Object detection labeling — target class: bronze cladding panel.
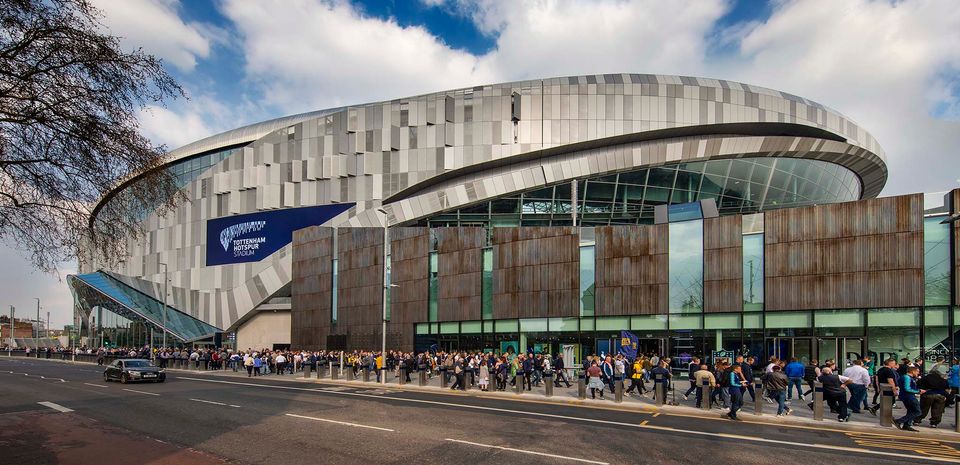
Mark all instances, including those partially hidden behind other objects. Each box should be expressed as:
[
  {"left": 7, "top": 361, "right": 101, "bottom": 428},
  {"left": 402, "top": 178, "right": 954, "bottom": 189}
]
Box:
[
  {"left": 764, "top": 194, "right": 924, "bottom": 311},
  {"left": 492, "top": 227, "right": 579, "bottom": 319},
  {"left": 335, "top": 228, "right": 385, "bottom": 349},
  {"left": 389, "top": 227, "right": 429, "bottom": 349},
  {"left": 595, "top": 225, "right": 669, "bottom": 315},
  {"left": 703, "top": 216, "right": 743, "bottom": 313},
  {"left": 437, "top": 228, "right": 486, "bottom": 322},
  {"left": 291, "top": 226, "right": 334, "bottom": 350}
]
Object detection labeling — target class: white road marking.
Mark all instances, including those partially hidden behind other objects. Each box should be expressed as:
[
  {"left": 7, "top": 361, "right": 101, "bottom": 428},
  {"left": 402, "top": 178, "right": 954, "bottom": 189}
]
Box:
[
  {"left": 445, "top": 438, "right": 608, "bottom": 464},
  {"left": 179, "top": 376, "right": 960, "bottom": 464},
  {"left": 228, "top": 404, "right": 241, "bottom": 408},
  {"left": 122, "top": 388, "right": 160, "bottom": 396},
  {"left": 285, "top": 413, "right": 394, "bottom": 432},
  {"left": 83, "top": 383, "right": 109, "bottom": 388},
  {"left": 189, "top": 398, "right": 227, "bottom": 406},
  {"left": 37, "top": 401, "right": 73, "bottom": 413}
]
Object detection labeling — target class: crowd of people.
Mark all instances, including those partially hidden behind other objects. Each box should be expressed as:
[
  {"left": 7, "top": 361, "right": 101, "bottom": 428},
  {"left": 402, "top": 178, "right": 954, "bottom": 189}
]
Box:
[{"left": 7, "top": 342, "right": 958, "bottom": 432}]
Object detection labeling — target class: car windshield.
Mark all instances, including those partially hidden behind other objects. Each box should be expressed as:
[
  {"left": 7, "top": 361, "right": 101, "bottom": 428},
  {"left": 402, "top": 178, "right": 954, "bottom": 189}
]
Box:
[{"left": 124, "top": 361, "right": 153, "bottom": 368}]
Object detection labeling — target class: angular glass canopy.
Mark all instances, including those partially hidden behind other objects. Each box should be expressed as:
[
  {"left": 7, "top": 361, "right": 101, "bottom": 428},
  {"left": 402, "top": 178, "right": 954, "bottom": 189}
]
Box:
[{"left": 68, "top": 272, "right": 219, "bottom": 342}]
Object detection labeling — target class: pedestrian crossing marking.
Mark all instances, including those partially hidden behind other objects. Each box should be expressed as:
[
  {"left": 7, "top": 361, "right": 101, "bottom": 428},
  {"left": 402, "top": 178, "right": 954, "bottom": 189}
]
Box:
[{"left": 847, "top": 432, "right": 960, "bottom": 459}]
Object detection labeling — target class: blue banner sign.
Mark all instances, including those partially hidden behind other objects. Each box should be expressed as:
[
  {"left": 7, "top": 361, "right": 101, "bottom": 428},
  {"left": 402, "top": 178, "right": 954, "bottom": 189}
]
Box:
[{"left": 205, "top": 203, "right": 354, "bottom": 266}]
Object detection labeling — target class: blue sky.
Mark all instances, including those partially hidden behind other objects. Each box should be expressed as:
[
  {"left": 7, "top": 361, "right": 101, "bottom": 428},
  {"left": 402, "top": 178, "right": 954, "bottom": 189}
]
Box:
[{"left": 9, "top": 0, "right": 960, "bottom": 328}]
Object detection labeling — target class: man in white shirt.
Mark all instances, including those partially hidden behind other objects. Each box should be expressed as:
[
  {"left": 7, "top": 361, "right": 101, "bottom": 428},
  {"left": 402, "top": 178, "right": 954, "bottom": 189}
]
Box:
[
  {"left": 842, "top": 359, "right": 871, "bottom": 414},
  {"left": 275, "top": 353, "right": 287, "bottom": 376}
]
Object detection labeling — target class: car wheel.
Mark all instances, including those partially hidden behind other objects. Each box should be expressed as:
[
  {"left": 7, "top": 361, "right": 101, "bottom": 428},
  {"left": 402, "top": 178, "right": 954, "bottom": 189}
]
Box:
[
  {"left": 103, "top": 372, "right": 110, "bottom": 382},
  {"left": 120, "top": 373, "right": 129, "bottom": 384}
]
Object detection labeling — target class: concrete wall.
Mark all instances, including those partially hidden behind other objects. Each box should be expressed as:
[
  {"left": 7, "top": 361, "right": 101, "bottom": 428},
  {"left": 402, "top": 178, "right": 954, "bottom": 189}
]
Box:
[{"left": 236, "top": 311, "right": 291, "bottom": 351}]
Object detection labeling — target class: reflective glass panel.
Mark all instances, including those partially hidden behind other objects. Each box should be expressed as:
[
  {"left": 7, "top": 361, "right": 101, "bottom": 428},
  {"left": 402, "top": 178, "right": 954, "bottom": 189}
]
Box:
[
  {"left": 668, "top": 219, "right": 703, "bottom": 314},
  {"left": 924, "top": 216, "right": 951, "bottom": 306},
  {"left": 742, "top": 233, "right": 764, "bottom": 311}
]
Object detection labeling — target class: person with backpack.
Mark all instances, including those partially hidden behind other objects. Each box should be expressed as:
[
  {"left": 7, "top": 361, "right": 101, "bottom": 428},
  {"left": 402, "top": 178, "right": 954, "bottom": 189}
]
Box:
[{"left": 802, "top": 359, "right": 820, "bottom": 398}]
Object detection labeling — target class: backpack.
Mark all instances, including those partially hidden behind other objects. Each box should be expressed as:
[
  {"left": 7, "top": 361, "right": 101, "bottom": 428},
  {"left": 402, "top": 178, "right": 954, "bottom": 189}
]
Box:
[
  {"left": 803, "top": 365, "right": 818, "bottom": 382},
  {"left": 719, "top": 368, "right": 732, "bottom": 387}
]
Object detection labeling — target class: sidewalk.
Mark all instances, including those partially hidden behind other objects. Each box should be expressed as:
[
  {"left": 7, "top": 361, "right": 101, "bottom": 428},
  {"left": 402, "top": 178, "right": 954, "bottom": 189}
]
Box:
[{"left": 172, "top": 363, "right": 960, "bottom": 441}]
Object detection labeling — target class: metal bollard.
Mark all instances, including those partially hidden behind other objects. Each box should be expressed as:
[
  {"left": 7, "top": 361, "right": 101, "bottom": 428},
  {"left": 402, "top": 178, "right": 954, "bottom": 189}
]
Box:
[
  {"left": 544, "top": 371, "right": 554, "bottom": 397},
  {"left": 440, "top": 368, "right": 449, "bottom": 388},
  {"left": 330, "top": 362, "right": 338, "bottom": 380},
  {"left": 578, "top": 375, "right": 586, "bottom": 400},
  {"left": 304, "top": 364, "right": 312, "bottom": 379},
  {"left": 419, "top": 368, "right": 427, "bottom": 387},
  {"left": 879, "top": 384, "right": 894, "bottom": 427},
  {"left": 514, "top": 375, "right": 522, "bottom": 395},
  {"left": 812, "top": 381, "right": 824, "bottom": 421},
  {"left": 316, "top": 363, "right": 324, "bottom": 379},
  {"left": 459, "top": 371, "right": 466, "bottom": 391},
  {"left": 399, "top": 368, "right": 407, "bottom": 385},
  {"left": 754, "top": 382, "right": 764, "bottom": 416},
  {"left": 701, "top": 379, "right": 712, "bottom": 410},
  {"left": 360, "top": 367, "right": 368, "bottom": 382},
  {"left": 655, "top": 373, "right": 665, "bottom": 407},
  {"left": 954, "top": 400, "right": 959, "bottom": 433},
  {"left": 615, "top": 376, "right": 624, "bottom": 403}
]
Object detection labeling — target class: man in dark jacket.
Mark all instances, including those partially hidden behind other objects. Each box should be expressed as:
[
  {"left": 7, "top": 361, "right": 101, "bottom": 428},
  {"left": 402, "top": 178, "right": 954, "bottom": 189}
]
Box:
[
  {"left": 554, "top": 354, "right": 572, "bottom": 388},
  {"left": 761, "top": 365, "right": 792, "bottom": 416},
  {"left": 917, "top": 370, "right": 948, "bottom": 428},
  {"left": 816, "top": 367, "right": 851, "bottom": 422},
  {"left": 736, "top": 356, "right": 756, "bottom": 401},
  {"left": 683, "top": 357, "right": 701, "bottom": 400},
  {"left": 650, "top": 360, "right": 672, "bottom": 402}
]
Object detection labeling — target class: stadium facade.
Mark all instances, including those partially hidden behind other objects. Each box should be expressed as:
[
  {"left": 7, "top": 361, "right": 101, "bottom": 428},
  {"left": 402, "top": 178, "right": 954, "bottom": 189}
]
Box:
[{"left": 68, "top": 73, "right": 959, "bottom": 367}]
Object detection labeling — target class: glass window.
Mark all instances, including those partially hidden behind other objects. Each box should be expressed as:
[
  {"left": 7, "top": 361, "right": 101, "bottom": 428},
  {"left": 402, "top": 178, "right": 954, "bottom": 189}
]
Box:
[
  {"left": 579, "top": 245, "right": 596, "bottom": 317},
  {"left": 667, "top": 202, "right": 703, "bottom": 222},
  {"left": 924, "top": 216, "right": 951, "bottom": 306},
  {"left": 631, "top": 315, "right": 668, "bottom": 330},
  {"left": 495, "top": 319, "right": 519, "bottom": 333},
  {"left": 743, "top": 313, "right": 762, "bottom": 329},
  {"left": 549, "top": 318, "right": 579, "bottom": 332},
  {"left": 815, "top": 309, "right": 863, "bottom": 328},
  {"left": 766, "top": 311, "right": 812, "bottom": 329},
  {"left": 440, "top": 322, "right": 459, "bottom": 334},
  {"left": 742, "top": 233, "right": 763, "bottom": 311},
  {"left": 596, "top": 316, "right": 630, "bottom": 331},
  {"left": 924, "top": 308, "right": 950, "bottom": 367},
  {"left": 482, "top": 248, "right": 493, "bottom": 320},
  {"left": 669, "top": 314, "right": 702, "bottom": 330},
  {"left": 415, "top": 323, "right": 430, "bottom": 335},
  {"left": 704, "top": 313, "right": 740, "bottom": 329},
  {"left": 580, "top": 318, "right": 595, "bottom": 331},
  {"left": 483, "top": 320, "right": 494, "bottom": 333},
  {"left": 461, "top": 320, "right": 482, "bottom": 333},
  {"left": 868, "top": 308, "right": 920, "bottom": 362},
  {"left": 428, "top": 252, "right": 438, "bottom": 322},
  {"left": 519, "top": 318, "right": 548, "bottom": 332},
  {"left": 668, "top": 219, "right": 703, "bottom": 313}
]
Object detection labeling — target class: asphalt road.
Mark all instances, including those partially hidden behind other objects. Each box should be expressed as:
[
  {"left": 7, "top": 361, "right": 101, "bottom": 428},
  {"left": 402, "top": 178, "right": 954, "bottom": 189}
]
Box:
[{"left": 2, "top": 357, "right": 959, "bottom": 465}]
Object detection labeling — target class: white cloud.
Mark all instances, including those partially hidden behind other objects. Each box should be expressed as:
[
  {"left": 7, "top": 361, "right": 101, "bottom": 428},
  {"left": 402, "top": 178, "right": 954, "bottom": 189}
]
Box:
[
  {"left": 91, "top": 0, "right": 212, "bottom": 71},
  {"left": 220, "top": 0, "right": 494, "bottom": 113},
  {"left": 138, "top": 104, "right": 215, "bottom": 149},
  {"left": 716, "top": 0, "right": 960, "bottom": 194}
]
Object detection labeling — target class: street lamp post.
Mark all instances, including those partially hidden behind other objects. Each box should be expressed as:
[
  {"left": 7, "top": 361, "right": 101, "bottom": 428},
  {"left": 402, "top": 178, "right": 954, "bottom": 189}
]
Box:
[
  {"left": 160, "top": 263, "right": 168, "bottom": 350},
  {"left": 376, "top": 208, "right": 389, "bottom": 385}
]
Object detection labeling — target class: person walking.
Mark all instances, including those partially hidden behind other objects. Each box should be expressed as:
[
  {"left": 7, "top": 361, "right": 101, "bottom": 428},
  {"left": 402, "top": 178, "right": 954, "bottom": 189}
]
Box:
[
  {"left": 602, "top": 356, "right": 615, "bottom": 394},
  {"left": 784, "top": 357, "right": 806, "bottom": 401},
  {"left": 917, "top": 370, "right": 948, "bottom": 428},
  {"left": 728, "top": 365, "right": 747, "bottom": 420},
  {"left": 587, "top": 361, "right": 605, "bottom": 399},
  {"left": 869, "top": 358, "right": 900, "bottom": 415},
  {"left": 651, "top": 360, "right": 672, "bottom": 403},
  {"left": 683, "top": 357, "right": 700, "bottom": 400},
  {"left": 843, "top": 359, "right": 870, "bottom": 415},
  {"left": 817, "top": 367, "right": 851, "bottom": 422},
  {"left": 896, "top": 365, "right": 923, "bottom": 432},
  {"left": 693, "top": 363, "right": 716, "bottom": 409},
  {"left": 802, "top": 359, "right": 820, "bottom": 398},
  {"left": 626, "top": 357, "right": 646, "bottom": 396},
  {"left": 762, "top": 364, "right": 791, "bottom": 416},
  {"left": 554, "top": 354, "right": 572, "bottom": 388}
]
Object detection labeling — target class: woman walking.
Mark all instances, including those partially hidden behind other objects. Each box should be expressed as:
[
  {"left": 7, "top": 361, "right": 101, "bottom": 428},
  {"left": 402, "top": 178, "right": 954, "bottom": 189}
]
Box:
[{"left": 587, "top": 361, "right": 605, "bottom": 399}]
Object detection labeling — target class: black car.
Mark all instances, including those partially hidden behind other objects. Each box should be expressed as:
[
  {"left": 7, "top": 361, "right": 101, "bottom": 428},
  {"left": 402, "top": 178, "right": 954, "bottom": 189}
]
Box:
[{"left": 103, "top": 359, "right": 166, "bottom": 384}]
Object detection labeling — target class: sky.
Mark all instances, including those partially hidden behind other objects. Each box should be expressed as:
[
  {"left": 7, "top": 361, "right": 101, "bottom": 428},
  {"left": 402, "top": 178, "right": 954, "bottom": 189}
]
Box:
[{"left": 7, "top": 0, "right": 959, "bottom": 330}]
